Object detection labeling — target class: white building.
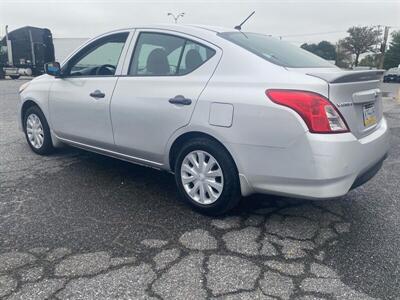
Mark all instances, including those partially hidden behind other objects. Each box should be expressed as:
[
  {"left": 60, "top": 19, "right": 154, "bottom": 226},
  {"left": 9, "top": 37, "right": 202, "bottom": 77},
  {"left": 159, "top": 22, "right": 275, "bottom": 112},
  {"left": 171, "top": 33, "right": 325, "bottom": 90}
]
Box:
[{"left": 53, "top": 38, "right": 88, "bottom": 62}]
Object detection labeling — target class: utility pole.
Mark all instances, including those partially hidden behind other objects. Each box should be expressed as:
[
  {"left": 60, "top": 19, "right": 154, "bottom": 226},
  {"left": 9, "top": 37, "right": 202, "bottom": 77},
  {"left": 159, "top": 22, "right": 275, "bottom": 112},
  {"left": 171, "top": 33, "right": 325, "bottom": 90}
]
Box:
[
  {"left": 167, "top": 12, "right": 185, "bottom": 23},
  {"left": 335, "top": 42, "right": 340, "bottom": 66},
  {"left": 379, "top": 26, "right": 390, "bottom": 69}
]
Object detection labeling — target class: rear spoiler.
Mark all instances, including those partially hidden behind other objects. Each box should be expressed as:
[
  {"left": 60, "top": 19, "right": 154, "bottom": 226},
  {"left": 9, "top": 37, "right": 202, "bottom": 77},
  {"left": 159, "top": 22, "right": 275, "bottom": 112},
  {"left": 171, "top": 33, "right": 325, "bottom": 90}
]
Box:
[{"left": 307, "top": 70, "right": 385, "bottom": 84}]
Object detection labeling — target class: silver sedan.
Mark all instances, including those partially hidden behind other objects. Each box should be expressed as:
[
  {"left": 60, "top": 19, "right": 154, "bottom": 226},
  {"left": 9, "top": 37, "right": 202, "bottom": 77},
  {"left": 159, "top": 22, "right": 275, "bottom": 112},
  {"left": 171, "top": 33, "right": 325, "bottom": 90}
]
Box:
[{"left": 18, "top": 24, "right": 390, "bottom": 215}]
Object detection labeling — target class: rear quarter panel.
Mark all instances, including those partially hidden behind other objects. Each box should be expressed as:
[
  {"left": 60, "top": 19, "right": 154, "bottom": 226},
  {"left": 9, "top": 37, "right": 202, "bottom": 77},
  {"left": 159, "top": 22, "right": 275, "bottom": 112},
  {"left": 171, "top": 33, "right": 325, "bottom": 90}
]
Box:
[
  {"left": 169, "top": 42, "right": 330, "bottom": 174},
  {"left": 194, "top": 47, "right": 326, "bottom": 136}
]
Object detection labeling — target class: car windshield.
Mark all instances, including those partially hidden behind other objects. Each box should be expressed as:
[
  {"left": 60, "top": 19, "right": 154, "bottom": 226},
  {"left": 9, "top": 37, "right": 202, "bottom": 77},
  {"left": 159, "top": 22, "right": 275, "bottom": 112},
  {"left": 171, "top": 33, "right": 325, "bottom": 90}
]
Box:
[{"left": 218, "top": 32, "right": 335, "bottom": 68}]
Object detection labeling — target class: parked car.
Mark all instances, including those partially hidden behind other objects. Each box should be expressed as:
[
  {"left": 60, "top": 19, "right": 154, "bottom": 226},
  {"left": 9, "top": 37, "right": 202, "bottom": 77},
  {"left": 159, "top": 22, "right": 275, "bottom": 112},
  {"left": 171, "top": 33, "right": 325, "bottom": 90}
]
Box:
[
  {"left": 18, "top": 25, "right": 390, "bottom": 215},
  {"left": 383, "top": 67, "right": 400, "bottom": 83}
]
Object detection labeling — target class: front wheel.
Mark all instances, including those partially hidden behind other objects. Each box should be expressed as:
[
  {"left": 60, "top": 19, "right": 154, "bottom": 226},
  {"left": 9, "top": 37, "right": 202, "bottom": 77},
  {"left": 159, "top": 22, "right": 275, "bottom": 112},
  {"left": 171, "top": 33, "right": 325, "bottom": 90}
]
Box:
[
  {"left": 174, "top": 137, "right": 241, "bottom": 216},
  {"left": 23, "top": 106, "right": 54, "bottom": 155}
]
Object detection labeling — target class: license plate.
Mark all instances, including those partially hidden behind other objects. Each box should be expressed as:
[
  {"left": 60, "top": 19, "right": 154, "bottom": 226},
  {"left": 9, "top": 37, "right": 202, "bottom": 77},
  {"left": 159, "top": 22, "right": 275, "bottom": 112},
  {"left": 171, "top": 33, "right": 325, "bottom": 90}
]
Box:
[{"left": 363, "top": 103, "right": 377, "bottom": 127}]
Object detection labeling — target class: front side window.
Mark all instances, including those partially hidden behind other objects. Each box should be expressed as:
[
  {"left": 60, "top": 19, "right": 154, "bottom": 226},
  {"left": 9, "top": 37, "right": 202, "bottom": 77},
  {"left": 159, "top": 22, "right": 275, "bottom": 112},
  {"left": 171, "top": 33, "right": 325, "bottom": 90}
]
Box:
[
  {"left": 64, "top": 32, "right": 128, "bottom": 76},
  {"left": 219, "top": 32, "right": 335, "bottom": 68},
  {"left": 129, "top": 32, "right": 215, "bottom": 76}
]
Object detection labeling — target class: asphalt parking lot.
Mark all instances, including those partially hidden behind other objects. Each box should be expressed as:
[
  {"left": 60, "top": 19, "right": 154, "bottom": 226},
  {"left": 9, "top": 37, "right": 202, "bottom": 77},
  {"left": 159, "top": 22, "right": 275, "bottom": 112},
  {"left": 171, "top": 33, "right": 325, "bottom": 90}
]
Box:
[{"left": 1, "top": 79, "right": 400, "bottom": 300}]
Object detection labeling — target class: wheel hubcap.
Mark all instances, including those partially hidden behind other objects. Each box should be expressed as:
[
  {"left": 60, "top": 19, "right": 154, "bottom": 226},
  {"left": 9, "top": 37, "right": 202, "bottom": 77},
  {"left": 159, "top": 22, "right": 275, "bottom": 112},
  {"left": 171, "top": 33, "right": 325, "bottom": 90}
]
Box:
[
  {"left": 181, "top": 150, "right": 224, "bottom": 205},
  {"left": 26, "top": 114, "right": 44, "bottom": 149}
]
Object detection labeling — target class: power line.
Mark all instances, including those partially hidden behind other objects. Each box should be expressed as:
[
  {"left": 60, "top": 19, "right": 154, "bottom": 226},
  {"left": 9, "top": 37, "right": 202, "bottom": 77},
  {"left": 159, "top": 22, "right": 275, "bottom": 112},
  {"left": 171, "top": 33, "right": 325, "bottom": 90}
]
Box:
[
  {"left": 279, "top": 25, "right": 400, "bottom": 39},
  {"left": 280, "top": 30, "right": 347, "bottom": 38}
]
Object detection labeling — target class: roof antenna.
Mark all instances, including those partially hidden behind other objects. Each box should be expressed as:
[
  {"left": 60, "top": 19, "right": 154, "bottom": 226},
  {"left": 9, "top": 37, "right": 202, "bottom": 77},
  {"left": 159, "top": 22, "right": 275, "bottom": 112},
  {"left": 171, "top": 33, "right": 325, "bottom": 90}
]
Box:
[{"left": 234, "top": 11, "right": 255, "bottom": 31}]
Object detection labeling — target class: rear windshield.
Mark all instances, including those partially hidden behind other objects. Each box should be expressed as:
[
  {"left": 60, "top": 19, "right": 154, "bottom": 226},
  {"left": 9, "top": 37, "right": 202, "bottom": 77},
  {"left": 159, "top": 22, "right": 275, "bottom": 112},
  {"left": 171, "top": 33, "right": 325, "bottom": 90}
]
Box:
[{"left": 218, "top": 32, "right": 335, "bottom": 68}]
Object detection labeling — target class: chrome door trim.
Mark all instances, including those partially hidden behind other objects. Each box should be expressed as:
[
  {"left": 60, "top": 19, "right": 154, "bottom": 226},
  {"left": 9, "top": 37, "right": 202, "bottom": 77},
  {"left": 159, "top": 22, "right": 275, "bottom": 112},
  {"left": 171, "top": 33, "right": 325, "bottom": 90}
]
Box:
[{"left": 56, "top": 135, "right": 164, "bottom": 168}]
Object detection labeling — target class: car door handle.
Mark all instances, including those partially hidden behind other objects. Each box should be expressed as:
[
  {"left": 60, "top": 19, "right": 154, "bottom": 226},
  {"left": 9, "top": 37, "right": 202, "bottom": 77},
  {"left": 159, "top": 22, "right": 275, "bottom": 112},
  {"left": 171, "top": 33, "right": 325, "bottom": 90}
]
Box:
[
  {"left": 169, "top": 95, "right": 192, "bottom": 105},
  {"left": 90, "top": 90, "right": 105, "bottom": 98}
]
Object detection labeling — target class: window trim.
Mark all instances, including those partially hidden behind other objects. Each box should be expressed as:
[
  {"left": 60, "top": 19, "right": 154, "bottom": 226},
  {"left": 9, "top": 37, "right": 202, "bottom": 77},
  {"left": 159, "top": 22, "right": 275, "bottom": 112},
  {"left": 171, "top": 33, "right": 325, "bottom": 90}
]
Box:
[
  {"left": 127, "top": 31, "right": 216, "bottom": 77},
  {"left": 60, "top": 31, "right": 131, "bottom": 78},
  {"left": 175, "top": 40, "right": 187, "bottom": 75}
]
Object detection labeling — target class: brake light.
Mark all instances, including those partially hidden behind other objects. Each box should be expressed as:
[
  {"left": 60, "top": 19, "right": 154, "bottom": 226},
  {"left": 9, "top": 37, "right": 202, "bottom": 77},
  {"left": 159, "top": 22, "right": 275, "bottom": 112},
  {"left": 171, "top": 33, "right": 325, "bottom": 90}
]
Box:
[{"left": 266, "top": 89, "right": 348, "bottom": 133}]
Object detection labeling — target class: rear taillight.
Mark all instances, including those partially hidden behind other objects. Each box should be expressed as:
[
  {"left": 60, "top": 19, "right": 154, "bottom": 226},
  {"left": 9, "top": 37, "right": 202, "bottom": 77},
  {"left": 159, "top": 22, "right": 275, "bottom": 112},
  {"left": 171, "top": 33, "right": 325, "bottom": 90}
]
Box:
[{"left": 266, "top": 89, "right": 348, "bottom": 133}]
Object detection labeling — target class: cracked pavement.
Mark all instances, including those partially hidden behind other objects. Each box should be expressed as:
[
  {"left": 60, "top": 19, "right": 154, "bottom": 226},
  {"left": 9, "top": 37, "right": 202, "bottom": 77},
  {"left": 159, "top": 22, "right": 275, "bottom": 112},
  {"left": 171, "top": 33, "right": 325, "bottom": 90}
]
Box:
[{"left": 1, "top": 80, "right": 400, "bottom": 299}]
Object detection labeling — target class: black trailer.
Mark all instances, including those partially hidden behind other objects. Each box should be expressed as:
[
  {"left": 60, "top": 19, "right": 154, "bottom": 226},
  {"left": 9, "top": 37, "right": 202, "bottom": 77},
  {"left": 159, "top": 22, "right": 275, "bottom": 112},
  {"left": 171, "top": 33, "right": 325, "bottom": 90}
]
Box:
[{"left": 0, "top": 26, "right": 55, "bottom": 79}]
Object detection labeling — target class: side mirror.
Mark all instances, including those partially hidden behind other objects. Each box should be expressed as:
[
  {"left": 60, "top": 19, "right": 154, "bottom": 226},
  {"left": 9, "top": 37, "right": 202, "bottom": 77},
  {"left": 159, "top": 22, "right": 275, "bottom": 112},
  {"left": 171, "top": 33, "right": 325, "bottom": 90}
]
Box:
[{"left": 44, "top": 62, "right": 62, "bottom": 77}]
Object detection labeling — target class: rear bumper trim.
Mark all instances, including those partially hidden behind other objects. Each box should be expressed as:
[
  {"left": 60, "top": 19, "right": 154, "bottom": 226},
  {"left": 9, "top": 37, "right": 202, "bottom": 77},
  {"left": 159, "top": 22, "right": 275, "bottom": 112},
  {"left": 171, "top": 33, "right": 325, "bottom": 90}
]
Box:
[{"left": 350, "top": 153, "right": 387, "bottom": 190}]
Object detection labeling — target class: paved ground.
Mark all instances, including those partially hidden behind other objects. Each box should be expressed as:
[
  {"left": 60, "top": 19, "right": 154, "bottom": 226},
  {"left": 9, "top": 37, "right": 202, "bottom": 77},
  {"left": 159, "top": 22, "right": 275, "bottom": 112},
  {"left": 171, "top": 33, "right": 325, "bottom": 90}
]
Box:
[
  {"left": 381, "top": 82, "right": 400, "bottom": 99},
  {"left": 1, "top": 79, "right": 399, "bottom": 300}
]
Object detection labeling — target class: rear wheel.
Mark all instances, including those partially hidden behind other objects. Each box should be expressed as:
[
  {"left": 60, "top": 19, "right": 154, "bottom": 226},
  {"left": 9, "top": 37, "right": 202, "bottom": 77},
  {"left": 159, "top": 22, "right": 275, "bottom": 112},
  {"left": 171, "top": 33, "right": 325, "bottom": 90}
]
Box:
[
  {"left": 23, "top": 106, "right": 54, "bottom": 155},
  {"left": 174, "top": 137, "right": 241, "bottom": 215}
]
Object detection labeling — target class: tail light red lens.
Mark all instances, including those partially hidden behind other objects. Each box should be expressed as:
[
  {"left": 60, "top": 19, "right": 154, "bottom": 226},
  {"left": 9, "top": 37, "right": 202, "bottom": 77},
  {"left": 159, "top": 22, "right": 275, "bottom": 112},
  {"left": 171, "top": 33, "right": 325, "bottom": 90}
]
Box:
[{"left": 266, "top": 89, "right": 349, "bottom": 133}]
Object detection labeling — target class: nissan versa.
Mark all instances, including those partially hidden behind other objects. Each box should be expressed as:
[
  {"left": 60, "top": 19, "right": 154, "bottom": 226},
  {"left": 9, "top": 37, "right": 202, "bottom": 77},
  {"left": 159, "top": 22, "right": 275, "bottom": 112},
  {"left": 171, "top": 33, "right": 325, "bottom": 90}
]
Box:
[{"left": 18, "top": 25, "right": 390, "bottom": 215}]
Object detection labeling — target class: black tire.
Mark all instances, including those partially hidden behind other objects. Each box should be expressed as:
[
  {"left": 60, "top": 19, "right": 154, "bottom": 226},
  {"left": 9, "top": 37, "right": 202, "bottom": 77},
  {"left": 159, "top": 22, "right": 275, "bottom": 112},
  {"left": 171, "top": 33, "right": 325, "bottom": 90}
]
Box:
[
  {"left": 23, "top": 105, "right": 54, "bottom": 155},
  {"left": 10, "top": 75, "right": 20, "bottom": 80},
  {"left": 174, "top": 137, "right": 241, "bottom": 216}
]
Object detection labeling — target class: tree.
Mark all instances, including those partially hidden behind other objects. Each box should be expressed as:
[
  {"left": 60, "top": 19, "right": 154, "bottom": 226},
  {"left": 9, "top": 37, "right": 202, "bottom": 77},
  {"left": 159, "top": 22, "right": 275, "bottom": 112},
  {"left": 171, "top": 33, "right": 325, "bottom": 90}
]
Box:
[
  {"left": 301, "top": 41, "right": 336, "bottom": 61},
  {"left": 341, "top": 26, "right": 382, "bottom": 67},
  {"left": 359, "top": 54, "right": 379, "bottom": 68},
  {"left": 383, "top": 30, "right": 400, "bottom": 69},
  {"left": 301, "top": 43, "right": 318, "bottom": 54},
  {"left": 335, "top": 39, "right": 352, "bottom": 69}
]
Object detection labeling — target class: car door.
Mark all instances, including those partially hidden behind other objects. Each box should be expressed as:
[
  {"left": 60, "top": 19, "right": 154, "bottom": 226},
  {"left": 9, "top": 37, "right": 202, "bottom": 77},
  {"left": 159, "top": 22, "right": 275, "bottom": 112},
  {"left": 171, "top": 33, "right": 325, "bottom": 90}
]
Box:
[
  {"left": 48, "top": 31, "right": 131, "bottom": 149},
  {"left": 111, "top": 30, "right": 222, "bottom": 164}
]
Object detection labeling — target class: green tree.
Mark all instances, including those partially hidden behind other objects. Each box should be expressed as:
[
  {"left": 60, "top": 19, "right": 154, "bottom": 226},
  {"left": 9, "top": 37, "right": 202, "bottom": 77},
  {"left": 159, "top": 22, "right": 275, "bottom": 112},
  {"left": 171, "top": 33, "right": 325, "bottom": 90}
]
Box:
[
  {"left": 383, "top": 30, "right": 400, "bottom": 69},
  {"left": 341, "top": 26, "right": 382, "bottom": 67},
  {"left": 335, "top": 39, "right": 352, "bottom": 69},
  {"left": 359, "top": 54, "right": 379, "bottom": 68},
  {"left": 301, "top": 41, "right": 336, "bottom": 61}
]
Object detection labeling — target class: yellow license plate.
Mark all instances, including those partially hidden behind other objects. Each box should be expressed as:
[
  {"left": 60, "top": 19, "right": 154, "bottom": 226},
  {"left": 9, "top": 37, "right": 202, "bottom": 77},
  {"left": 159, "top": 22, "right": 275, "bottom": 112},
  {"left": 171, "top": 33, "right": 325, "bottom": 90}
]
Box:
[{"left": 363, "top": 103, "right": 377, "bottom": 127}]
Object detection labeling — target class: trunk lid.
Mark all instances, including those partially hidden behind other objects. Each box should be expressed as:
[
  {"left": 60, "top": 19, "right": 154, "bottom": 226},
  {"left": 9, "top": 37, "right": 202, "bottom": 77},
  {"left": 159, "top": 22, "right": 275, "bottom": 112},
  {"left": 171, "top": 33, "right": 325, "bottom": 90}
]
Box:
[{"left": 295, "top": 69, "right": 384, "bottom": 139}]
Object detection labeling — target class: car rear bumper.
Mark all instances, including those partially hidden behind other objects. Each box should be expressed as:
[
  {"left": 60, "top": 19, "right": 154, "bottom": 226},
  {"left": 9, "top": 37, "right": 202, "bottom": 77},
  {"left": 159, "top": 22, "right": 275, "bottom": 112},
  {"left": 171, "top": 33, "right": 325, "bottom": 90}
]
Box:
[
  {"left": 231, "top": 117, "right": 390, "bottom": 198},
  {"left": 350, "top": 153, "right": 387, "bottom": 190}
]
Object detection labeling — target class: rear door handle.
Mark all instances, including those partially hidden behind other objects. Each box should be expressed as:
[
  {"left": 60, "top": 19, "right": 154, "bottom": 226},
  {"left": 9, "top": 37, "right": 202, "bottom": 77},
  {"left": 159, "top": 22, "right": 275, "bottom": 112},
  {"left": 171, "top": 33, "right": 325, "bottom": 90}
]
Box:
[
  {"left": 90, "top": 90, "right": 105, "bottom": 98},
  {"left": 169, "top": 95, "right": 192, "bottom": 105}
]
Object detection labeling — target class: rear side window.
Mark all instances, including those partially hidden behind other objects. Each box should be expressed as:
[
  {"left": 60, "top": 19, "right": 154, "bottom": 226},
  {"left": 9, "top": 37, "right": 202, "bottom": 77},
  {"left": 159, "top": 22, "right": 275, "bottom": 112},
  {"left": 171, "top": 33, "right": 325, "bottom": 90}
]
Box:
[
  {"left": 218, "top": 32, "right": 334, "bottom": 68},
  {"left": 178, "top": 41, "right": 215, "bottom": 75},
  {"left": 129, "top": 32, "right": 215, "bottom": 76}
]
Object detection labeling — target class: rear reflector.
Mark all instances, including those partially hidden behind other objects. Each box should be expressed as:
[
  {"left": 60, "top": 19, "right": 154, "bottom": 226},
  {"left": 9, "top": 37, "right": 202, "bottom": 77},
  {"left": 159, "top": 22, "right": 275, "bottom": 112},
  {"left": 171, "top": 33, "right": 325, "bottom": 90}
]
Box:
[{"left": 266, "top": 89, "right": 348, "bottom": 133}]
